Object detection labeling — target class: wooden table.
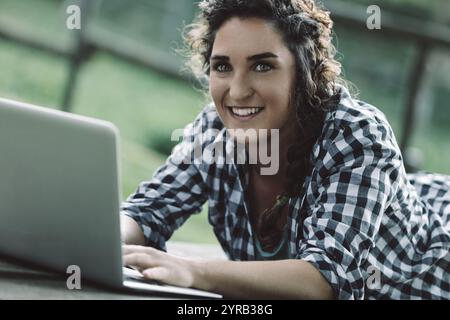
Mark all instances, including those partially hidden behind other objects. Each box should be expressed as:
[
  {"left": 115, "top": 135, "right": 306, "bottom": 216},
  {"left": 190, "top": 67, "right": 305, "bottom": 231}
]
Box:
[{"left": 0, "top": 242, "right": 226, "bottom": 300}]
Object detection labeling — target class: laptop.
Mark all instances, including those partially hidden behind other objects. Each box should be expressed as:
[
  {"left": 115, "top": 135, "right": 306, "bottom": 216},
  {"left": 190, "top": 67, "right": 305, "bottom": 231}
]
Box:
[{"left": 0, "top": 97, "right": 222, "bottom": 299}]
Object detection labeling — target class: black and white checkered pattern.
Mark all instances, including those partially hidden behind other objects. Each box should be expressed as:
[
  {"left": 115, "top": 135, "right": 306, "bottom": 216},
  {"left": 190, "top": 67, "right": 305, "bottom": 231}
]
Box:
[{"left": 121, "top": 86, "right": 450, "bottom": 299}]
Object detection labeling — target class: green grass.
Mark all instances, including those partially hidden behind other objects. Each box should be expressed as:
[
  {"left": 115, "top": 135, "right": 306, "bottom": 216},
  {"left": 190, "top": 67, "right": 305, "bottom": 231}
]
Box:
[
  {"left": 73, "top": 52, "right": 206, "bottom": 148},
  {"left": 0, "top": 0, "right": 74, "bottom": 51},
  {"left": 0, "top": 38, "right": 67, "bottom": 107},
  {"left": 334, "top": 26, "right": 450, "bottom": 174},
  {"left": 71, "top": 51, "right": 217, "bottom": 244},
  {"left": 0, "top": 38, "right": 217, "bottom": 244},
  {"left": 0, "top": 0, "right": 449, "bottom": 246}
]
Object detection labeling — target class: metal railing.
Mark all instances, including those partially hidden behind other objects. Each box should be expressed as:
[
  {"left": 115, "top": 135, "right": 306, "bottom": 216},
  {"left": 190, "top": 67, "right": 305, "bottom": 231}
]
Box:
[
  {"left": 1, "top": 0, "right": 449, "bottom": 171},
  {"left": 325, "top": 0, "right": 450, "bottom": 170}
]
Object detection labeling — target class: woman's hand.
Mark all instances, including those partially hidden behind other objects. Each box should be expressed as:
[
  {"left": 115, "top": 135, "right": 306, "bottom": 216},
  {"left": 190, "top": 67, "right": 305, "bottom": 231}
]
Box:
[
  {"left": 123, "top": 245, "right": 334, "bottom": 299},
  {"left": 122, "top": 245, "right": 203, "bottom": 288}
]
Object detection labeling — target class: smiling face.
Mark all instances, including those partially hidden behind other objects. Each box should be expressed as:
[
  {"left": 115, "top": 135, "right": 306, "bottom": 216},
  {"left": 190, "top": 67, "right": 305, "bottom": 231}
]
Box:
[{"left": 209, "top": 17, "right": 297, "bottom": 144}]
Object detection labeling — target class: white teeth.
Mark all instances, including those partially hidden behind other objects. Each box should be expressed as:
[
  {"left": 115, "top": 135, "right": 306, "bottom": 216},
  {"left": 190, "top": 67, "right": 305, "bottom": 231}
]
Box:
[{"left": 230, "top": 107, "right": 262, "bottom": 117}]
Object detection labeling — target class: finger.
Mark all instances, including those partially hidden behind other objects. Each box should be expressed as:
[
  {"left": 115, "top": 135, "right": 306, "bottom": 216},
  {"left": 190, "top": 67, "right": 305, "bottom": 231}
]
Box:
[
  {"left": 123, "top": 252, "right": 157, "bottom": 270},
  {"left": 142, "top": 267, "right": 170, "bottom": 283},
  {"left": 122, "top": 245, "right": 161, "bottom": 256},
  {"left": 122, "top": 245, "right": 147, "bottom": 255}
]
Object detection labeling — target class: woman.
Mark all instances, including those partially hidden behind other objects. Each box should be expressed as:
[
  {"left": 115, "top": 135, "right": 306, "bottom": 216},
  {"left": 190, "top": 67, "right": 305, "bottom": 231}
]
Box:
[{"left": 120, "top": 0, "right": 450, "bottom": 299}]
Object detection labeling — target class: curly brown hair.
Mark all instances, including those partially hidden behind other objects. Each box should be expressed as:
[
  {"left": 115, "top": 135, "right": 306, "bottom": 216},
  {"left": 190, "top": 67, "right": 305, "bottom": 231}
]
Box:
[{"left": 183, "top": 0, "right": 348, "bottom": 251}]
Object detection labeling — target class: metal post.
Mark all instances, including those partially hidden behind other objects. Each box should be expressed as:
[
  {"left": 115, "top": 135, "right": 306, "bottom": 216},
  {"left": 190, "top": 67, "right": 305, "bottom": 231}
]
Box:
[
  {"left": 61, "top": 0, "right": 92, "bottom": 113},
  {"left": 400, "top": 43, "right": 431, "bottom": 172}
]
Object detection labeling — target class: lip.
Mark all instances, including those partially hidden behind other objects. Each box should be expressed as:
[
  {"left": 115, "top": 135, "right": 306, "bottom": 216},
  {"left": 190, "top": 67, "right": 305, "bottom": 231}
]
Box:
[{"left": 225, "top": 106, "right": 264, "bottom": 122}]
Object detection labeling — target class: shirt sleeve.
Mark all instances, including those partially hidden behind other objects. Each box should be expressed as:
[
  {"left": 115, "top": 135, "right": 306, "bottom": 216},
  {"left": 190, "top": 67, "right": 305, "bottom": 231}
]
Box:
[
  {"left": 120, "top": 109, "right": 210, "bottom": 251},
  {"left": 296, "top": 113, "right": 403, "bottom": 299}
]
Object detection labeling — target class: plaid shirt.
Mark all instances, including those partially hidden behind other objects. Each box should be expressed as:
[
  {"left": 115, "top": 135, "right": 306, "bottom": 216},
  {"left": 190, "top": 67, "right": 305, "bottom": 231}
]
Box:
[{"left": 121, "top": 86, "right": 450, "bottom": 300}]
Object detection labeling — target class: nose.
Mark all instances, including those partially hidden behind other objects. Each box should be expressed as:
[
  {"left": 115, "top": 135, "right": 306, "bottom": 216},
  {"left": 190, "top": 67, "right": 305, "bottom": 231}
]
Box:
[{"left": 228, "top": 73, "right": 254, "bottom": 102}]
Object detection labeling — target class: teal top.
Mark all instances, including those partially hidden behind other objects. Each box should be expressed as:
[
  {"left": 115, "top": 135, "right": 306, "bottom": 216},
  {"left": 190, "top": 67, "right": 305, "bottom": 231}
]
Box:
[{"left": 254, "top": 225, "right": 291, "bottom": 260}]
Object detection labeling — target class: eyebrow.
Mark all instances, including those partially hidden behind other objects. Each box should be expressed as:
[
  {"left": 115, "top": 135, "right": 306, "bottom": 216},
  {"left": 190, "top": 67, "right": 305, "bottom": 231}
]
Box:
[{"left": 210, "top": 52, "right": 279, "bottom": 61}]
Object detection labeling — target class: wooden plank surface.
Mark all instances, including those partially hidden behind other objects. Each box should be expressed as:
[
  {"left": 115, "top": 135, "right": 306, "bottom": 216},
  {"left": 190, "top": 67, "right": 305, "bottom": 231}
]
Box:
[{"left": 0, "top": 241, "right": 226, "bottom": 300}]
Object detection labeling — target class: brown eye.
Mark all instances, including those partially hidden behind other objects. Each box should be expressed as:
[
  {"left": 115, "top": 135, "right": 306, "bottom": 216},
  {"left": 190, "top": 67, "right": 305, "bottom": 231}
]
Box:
[
  {"left": 213, "top": 63, "right": 232, "bottom": 73},
  {"left": 254, "top": 62, "right": 273, "bottom": 72}
]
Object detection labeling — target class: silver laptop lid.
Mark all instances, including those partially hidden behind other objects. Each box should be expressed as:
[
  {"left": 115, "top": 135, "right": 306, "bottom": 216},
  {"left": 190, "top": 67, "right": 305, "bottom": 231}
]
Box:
[{"left": 0, "top": 97, "right": 123, "bottom": 288}]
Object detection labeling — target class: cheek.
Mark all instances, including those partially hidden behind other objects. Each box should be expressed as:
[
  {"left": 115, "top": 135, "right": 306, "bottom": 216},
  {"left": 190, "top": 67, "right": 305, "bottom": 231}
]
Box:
[
  {"left": 257, "top": 82, "right": 294, "bottom": 129},
  {"left": 258, "top": 82, "right": 291, "bottom": 110},
  {"left": 209, "top": 79, "right": 230, "bottom": 124},
  {"left": 209, "top": 78, "right": 225, "bottom": 106}
]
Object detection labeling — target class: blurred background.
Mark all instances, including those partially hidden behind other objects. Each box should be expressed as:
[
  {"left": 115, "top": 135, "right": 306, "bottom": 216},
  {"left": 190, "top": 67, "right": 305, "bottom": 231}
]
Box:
[{"left": 0, "top": 0, "right": 449, "bottom": 244}]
